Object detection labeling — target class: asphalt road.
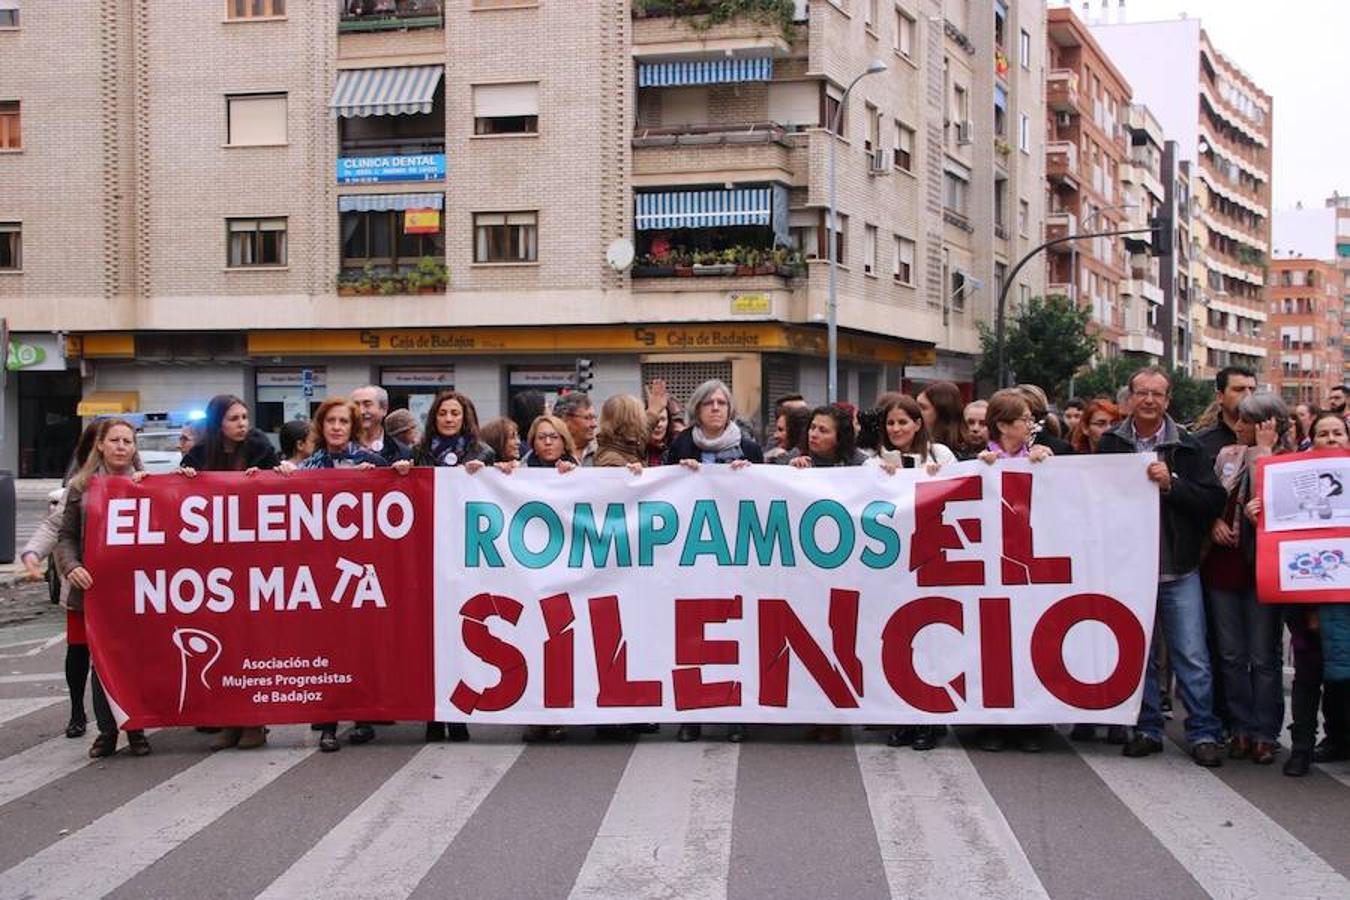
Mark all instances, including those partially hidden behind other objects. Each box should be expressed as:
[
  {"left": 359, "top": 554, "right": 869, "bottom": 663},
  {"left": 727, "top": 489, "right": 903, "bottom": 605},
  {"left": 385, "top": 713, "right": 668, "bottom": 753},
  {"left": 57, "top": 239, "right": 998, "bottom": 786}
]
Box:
[
  {"left": 8, "top": 479, "right": 61, "bottom": 565},
  {"left": 0, "top": 618, "right": 1348, "bottom": 899}
]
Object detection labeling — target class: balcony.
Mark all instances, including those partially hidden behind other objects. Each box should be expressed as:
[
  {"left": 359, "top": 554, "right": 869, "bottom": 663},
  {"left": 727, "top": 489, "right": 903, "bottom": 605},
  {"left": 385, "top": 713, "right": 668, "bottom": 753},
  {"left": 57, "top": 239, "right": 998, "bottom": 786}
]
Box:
[
  {"left": 632, "top": 122, "right": 802, "bottom": 185},
  {"left": 1046, "top": 211, "right": 1077, "bottom": 245},
  {"left": 339, "top": 0, "right": 443, "bottom": 32},
  {"left": 1122, "top": 330, "right": 1166, "bottom": 357},
  {"left": 1047, "top": 69, "right": 1083, "bottom": 115},
  {"left": 1046, "top": 141, "right": 1079, "bottom": 190},
  {"left": 1123, "top": 277, "right": 1164, "bottom": 306},
  {"left": 632, "top": 2, "right": 793, "bottom": 59},
  {"left": 1047, "top": 282, "right": 1073, "bottom": 298}
]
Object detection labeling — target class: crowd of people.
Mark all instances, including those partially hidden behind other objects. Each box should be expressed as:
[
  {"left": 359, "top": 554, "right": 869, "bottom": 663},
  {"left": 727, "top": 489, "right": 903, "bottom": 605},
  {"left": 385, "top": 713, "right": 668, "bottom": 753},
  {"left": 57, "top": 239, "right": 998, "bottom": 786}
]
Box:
[{"left": 15, "top": 366, "right": 1350, "bottom": 776}]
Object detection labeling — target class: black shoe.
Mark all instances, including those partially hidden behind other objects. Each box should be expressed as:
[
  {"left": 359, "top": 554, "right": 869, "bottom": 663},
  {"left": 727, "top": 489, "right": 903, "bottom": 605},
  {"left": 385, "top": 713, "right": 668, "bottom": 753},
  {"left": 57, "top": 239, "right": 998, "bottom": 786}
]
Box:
[
  {"left": 89, "top": 731, "right": 118, "bottom": 758},
  {"left": 126, "top": 731, "right": 151, "bottom": 757},
  {"left": 523, "top": 725, "right": 566, "bottom": 743},
  {"left": 633, "top": 723, "right": 660, "bottom": 734},
  {"left": 425, "top": 722, "right": 446, "bottom": 743},
  {"left": 447, "top": 723, "right": 470, "bottom": 742},
  {"left": 1122, "top": 734, "right": 1164, "bottom": 758},
  {"left": 1192, "top": 742, "right": 1224, "bottom": 767},
  {"left": 727, "top": 725, "right": 746, "bottom": 743},
  {"left": 65, "top": 718, "right": 87, "bottom": 739},
  {"left": 977, "top": 728, "right": 1008, "bottom": 752},
  {"left": 1016, "top": 728, "right": 1045, "bottom": 753},
  {"left": 1283, "top": 749, "right": 1312, "bottom": 777},
  {"left": 911, "top": 726, "right": 940, "bottom": 752},
  {"left": 887, "top": 726, "right": 916, "bottom": 748},
  {"left": 1105, "top": 725, "right": 1130, "bottom": 745},
  {"left": 677, "top": 724, "right": 702, "bottom": 742},
  {"left": 348, "top": 724, "right": 376, "bottom": 745},
  {"left": 1313, "top": 740, "right": 1350, "bottom": 763},
  {"left": 1069, "top": 724, "right": 1097, "bottom": 742},
  {"left": 319, "top": 730, "right": 341, "bottom": 753}
]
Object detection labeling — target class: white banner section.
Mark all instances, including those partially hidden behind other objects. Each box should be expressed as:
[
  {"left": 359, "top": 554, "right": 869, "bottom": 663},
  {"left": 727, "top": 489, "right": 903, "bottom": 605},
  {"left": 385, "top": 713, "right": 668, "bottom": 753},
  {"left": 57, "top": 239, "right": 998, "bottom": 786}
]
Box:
[{"left": 434, "top": 456, "right": 1158, "bottom": 725}]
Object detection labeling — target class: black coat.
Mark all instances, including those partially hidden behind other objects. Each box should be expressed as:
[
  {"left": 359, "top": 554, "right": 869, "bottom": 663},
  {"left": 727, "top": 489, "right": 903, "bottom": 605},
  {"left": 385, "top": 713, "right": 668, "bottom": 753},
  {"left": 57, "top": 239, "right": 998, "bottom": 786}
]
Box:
[
  {"left": 1097, "top": 417, "right": 1226, "bottom": 579},
  {"left": 183, "top": 429, "right": 280, "bottom": 471},
  {"left": 663, "top": 429, "right": 764, "bottom": 465},
  {"left": 1192, "top": 419, "right": 1237, "bottom": 465}
]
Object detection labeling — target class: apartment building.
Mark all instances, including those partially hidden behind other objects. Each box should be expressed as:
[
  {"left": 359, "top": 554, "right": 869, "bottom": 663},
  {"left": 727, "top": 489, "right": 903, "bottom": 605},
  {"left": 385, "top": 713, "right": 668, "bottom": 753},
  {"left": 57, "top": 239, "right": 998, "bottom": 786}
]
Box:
[
  {"left": 910, "top": 0, "right": 1045, "bottom": 390},
  {"left": 1266, "top": 259, "right": 1343, "bottom": 405},
  {"left": 0, "top": 0, "right": 1050, "bottom": 475},
  {"left": 1043, "top": 4, "right": 1129, "bottom": 357},
  {"left": 1092, "top": 15, "right": 1271, "bottom": 382},
  {"left": 1272, "top": 193, "right": 1350, "bottom": 385}
]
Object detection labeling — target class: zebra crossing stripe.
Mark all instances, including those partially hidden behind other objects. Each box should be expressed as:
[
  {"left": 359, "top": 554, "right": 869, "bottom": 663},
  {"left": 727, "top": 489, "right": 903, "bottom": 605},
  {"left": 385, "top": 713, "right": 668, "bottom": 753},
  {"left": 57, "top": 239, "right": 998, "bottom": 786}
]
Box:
[
  {"left": 0, "top": 696, "right": 61, "bottom": 726},
  {"left": 0, "top": 730, "right": 107, "bottom": 809},
  {"left": 1073, "top": 741, "right": 1350, "bottom": 899},
  {"left": 0, "top": 726, "right": 314, "bottom": 900},
  {"left": 257, "top": 741, "right": 525, "bottom": 900},
  {"left": 855, "top": 739, "right": 1050, "bottom": 900},
  {"left": 568, "top": 741, "right": 739, "bottom": 900}
]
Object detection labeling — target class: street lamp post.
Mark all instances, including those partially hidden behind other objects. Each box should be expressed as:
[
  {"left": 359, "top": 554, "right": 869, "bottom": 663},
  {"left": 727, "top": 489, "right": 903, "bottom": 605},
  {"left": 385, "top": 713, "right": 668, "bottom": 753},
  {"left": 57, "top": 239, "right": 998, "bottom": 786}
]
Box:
[
  {"left": 1069, "top": 203, "right": 1136, "bottom": 305},
  {"left": 827, "top": 59, "right": 887, "bottom": 403}
]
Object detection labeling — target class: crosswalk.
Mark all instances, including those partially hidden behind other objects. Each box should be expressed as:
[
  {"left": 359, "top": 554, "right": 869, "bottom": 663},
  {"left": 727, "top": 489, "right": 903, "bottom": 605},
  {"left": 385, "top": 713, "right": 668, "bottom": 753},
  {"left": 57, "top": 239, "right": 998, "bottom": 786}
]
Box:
[{"left": 0, "top": 691, "right": 1348, "bottom": 899}]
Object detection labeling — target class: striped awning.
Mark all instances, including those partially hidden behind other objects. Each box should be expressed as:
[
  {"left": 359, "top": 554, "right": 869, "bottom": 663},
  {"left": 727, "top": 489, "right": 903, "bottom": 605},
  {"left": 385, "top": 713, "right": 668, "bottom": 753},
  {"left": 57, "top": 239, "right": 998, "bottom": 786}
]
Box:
[
  {"left": 329, "top": 66, "right": 443, "bottom": 118},
  {"left": 339, "top": 193, "right": 444, "bottom": 213},
  {"left": 638, "top": 57, "right": 774, "bottom": 88},
  {"left": 636, "top": 184, "right": 789, "bottom": 245}
]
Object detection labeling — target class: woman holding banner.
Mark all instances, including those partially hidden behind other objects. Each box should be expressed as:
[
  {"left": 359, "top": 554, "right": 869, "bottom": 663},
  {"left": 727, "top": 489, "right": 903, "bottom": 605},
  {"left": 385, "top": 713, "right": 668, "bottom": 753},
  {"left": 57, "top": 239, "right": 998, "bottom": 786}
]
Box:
[
  {"left": 1205, "top": 393, "right": 1291, "bottom": 766},
  {"left": 784, "top": 405, "right": 868, "bottom": 471},
  {"left": 1245, "top": 410, "right": 1348, "bottom": 775},
  {"left": 516, "top": 414, "right": 579, "bottom": 472},
  {"left": 665, "top": 380, "right": 761, "bottom": 744},
  {"left": 54, "top": 419, "right": 151, "bottom": 759},
  {"left": 179, "top": 395, "right": 282, "bottom": 752},
  {"left": 284, "top": 397, "right": 412, "bottom": 752},
  {"left": 413, "top": 391, "right": 495, "bottom": 470}
]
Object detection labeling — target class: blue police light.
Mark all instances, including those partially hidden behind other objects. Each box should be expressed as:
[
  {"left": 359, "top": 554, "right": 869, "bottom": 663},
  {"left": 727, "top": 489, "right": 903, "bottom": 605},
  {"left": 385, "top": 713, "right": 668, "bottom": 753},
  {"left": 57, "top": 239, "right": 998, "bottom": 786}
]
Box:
[{"left": 187, "top": 409, "right": 207, "bottom": 421}]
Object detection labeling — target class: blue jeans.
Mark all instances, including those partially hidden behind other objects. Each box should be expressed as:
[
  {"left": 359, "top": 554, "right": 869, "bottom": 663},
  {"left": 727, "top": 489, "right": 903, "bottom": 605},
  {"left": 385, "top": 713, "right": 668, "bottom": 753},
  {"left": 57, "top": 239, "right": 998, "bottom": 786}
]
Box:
[
  {"left": 1209, "top": 586, "right": 1284, "bottom": 742},
  {"left": 1137, "top": 573, "right": 1223, "bottom": 744}
]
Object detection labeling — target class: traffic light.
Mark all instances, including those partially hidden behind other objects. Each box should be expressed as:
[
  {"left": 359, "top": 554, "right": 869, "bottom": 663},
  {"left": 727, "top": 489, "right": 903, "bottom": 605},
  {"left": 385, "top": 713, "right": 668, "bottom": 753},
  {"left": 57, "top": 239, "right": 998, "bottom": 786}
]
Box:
[
  {"left": 575, "top": 358, "right": 594, "bottom": 394},
  {"left": 1149, "top": 215, "right": 1173, "bottom": 258}
]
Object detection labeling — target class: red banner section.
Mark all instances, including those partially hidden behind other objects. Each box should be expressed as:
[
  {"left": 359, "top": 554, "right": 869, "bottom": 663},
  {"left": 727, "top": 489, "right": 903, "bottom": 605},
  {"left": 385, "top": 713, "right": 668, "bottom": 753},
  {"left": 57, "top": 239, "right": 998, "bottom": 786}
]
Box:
[
  {"left": 1255, "top": 450, "right": 1350, "bottom": 604},
  {"left": 83, "top": 470, "right": 437, "bottom": 729}
]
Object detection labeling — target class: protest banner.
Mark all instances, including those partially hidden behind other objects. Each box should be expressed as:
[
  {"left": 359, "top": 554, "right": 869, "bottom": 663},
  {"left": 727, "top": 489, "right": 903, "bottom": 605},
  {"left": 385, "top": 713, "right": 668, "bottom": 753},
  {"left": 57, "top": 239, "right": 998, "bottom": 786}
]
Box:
[
  {"left": 1255, "top": 450, "right": 1350, "bottom": 603},
  {"left": 84, "top": 457, "right": 1159, "bottom": 729}
]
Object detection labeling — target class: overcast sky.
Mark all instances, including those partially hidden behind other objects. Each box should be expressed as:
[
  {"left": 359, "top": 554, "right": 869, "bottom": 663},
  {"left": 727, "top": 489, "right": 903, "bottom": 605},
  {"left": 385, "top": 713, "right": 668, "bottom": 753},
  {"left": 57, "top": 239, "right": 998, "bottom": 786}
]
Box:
[{"left": 1066, "top": 0, "right": 1349, "bottom": 211}]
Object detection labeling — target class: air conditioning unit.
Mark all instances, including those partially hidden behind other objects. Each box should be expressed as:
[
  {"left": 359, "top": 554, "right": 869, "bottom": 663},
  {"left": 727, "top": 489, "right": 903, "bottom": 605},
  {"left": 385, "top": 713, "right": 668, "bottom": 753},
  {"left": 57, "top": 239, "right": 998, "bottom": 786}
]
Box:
[
  {"left": 868, "top": 150, "right": 891, "bottom": 175},
  {"left": 956, "top": 121, "right": 973, "bottom": 145},
  {"left": 1056, "top": 111, "right": 1072, "bottom": 127}
]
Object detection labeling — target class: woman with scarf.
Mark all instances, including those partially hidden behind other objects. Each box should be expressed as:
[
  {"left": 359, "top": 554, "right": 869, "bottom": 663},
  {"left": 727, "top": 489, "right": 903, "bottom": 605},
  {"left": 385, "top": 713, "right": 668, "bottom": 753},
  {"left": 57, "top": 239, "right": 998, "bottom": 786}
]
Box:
[
  {"left": 54, "top": 419, "right": 151, "bottom": 759},
  {"left": 413, "top": 391, "right": 495, "bottom": 471},
  {"left": 664, "top": 380, "right": 760, "bottom": 742},
  {"left": 282, "top": 397, "right": 411, "bottom": 751},
  {"left": 663, "top": 379, "right": 763, "bottom": 469}
]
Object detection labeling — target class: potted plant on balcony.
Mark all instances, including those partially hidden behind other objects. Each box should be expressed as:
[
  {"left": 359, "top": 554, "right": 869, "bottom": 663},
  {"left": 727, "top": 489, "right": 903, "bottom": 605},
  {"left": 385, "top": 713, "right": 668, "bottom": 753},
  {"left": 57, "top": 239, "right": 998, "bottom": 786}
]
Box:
[
  {"left": 772, "top": 246, "right": 805, "bottom": 278},
  {"left": 336, "top": 273, "right": 359, "bottom": 297},
  {"left": 734, "top": 246, "right": 756, "bottom": 277},
  {"left": 754, "top": 247, "right": 777, "bottom": 276},
  {"left": 354, "top": 264, "right": 379, "bottom": 296},
  {"left": 409, "top": 256, "right": 449, "bottom": 294},
  {"left": 633, "top": 252, "right": 676, "bottom": 279},
  {"left": 672, "top": 249, "right": 694, "bottom": 277},
  {"left": 693, "top": 249, "right": 735, "bottom": 276}
]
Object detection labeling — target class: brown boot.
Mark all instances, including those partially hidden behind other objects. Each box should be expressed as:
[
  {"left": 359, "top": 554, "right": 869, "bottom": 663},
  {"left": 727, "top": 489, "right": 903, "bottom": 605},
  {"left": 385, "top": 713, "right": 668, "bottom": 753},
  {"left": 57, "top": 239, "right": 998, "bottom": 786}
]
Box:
[
  {"left": 210, "top": 727, "right": 242, "bottom": 751},
  {"left": 236, "top": 727, "right": 268, "bottom": 750}
]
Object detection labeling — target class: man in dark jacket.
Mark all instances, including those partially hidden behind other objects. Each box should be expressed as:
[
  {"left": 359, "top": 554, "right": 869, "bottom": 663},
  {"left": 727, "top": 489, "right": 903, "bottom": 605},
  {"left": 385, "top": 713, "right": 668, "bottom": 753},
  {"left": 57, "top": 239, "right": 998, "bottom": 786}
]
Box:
[
  {"left": 352, "top": 385, "right": 410, "bottom": 463},
  {"left": 1192, "top": 366, "right": 1256, "bottom": 461},
  {"left": 1097, "top": 365, "right": 1228, "bottom": 767}
]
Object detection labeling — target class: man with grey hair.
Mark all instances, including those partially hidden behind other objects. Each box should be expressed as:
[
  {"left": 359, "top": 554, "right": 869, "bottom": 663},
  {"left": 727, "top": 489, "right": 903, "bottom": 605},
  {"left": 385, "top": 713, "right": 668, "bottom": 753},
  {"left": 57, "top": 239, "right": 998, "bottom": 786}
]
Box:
[
  {"left": 351, "top": 384, "right": 408, "bottom": 463},
  {"left": 553, "top": 391, "right": 597, "bottom": 467}
]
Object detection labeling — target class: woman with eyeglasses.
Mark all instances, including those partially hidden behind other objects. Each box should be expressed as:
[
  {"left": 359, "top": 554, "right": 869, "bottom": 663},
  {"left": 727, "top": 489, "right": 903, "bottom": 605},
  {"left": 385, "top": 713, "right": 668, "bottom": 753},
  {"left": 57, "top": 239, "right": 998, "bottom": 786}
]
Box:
[{"left": 1069, "top": 399, "right": 1122, "bottom": 455}]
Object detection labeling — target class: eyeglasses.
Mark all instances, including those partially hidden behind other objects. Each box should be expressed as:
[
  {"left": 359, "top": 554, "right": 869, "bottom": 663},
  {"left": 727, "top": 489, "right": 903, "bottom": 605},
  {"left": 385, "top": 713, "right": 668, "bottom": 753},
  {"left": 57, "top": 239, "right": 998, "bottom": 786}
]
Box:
[
  {"left": 1017, "top": 414, "right": 1036, "bottom": 425},
  {"left": 536, "top": 433, "right": 563, "bottom": 442}
]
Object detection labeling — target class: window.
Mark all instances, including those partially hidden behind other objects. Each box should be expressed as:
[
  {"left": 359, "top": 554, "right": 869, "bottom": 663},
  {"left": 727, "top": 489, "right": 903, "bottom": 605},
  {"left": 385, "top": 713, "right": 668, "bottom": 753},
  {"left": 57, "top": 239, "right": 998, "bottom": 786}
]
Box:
[
  {"left": 473, "top": 82, "right": 539, "bottom": 135},
  {"left": 943, "top": 171, "right": 969, "bottom": 216},
  {"left": 950, "top": 268, "right": 966, "bottom": 310},
  {"left": 865, "top": 0, "right": 878, "bottom": 29},
  {"left": 226, "top": 0, "right": 285, "bottom": 18},
  {"left": 1018, "top": 198, "right": 1029, "bottom": 235},
  {"left": 952, "top": 85, "right": 968, "bottom": 126},
  {"left": 227, "top": 217, "right": 287, "bottom": 267},
  {"left": 0, "top": 101, "right": 19, "bottom": 150},
  {"left": 822, "top": 83, "right": 844, "bottom": 135},
  {"left": 994, "top": 178, "right": 1007, "bottom": 231},
  {"left": 864, "top": 103, "right": 881, "bottom": 159},
  {"left": 474, "top": 211, "right": 537, "bottom": 263},
  {"left": 864, "top": 224, "right": 877, "bottom": 275},
  {"left": 824, "top": 211, "right": 847, "bottom": 264},
  {"left": 0, "top": 1, "right": 17, "bottom": 28},
  {"left": 0, "top": 223, "right": 20, "bottom": 270},
  {"left": 1020, "top": 29, "right": 1030, "bottom": 69},
  {"left": 226, "top": 93, "right": 286, "bottom": 146},
  {"left": 768, "top": 81, "right": 820, "bottom": 130},
  {"left": 895, "top": 7, "right": 915, "bottom": 57},
  {"left": 893, "top": 121, "right": 913, "bottom": 171},
  {"left": 893, "top": 235, "right": 914, "bottom": 284},
  {"left": 1018, "top": 112, "right": 1029, "bottom": 152},
  {"left": 342, "top": 209, "right": 445, "bottom": 270}
]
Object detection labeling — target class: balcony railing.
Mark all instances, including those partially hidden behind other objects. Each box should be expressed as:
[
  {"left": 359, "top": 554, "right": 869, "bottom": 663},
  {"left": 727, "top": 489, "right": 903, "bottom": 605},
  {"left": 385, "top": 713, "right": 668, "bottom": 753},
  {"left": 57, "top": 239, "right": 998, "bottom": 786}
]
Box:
[
  {"left": 339, "top": 0, "right": 443, "bottom": 32},
  {"left": 1047, "top": 69, "right": 1081, "bottom": 114},
  {"left": 633, "top": 121, "right": 790, "bottom": 148},
  {"left": 1046, "top": 141, "right": 1078, "bottom": 186}
]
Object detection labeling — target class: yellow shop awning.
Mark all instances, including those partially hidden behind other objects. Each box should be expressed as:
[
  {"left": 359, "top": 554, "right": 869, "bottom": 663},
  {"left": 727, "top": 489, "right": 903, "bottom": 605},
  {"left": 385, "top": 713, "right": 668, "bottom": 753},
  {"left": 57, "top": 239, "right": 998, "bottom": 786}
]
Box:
[{"left": 76, "top": 391, "right": 140, "bottom": 417}]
